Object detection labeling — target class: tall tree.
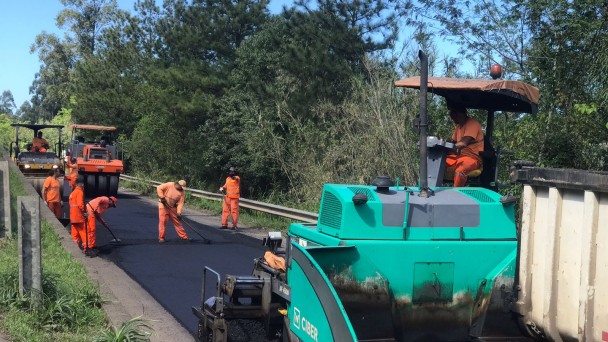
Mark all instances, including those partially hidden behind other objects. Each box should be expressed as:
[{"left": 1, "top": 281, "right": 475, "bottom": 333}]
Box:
[
  {"left": 57, "top": 0, "right": 122, "bottom": 57},
  {"left": 523, "top": 0, "right": 608, "bottom": 169},
  {"left": 0, "top": 91, "right": 16, "bottom": 116},
  {"left": 29, "top": 33, "right": 76, "bottom": 121},
  {"left": 126, "top": 0, "right": 271, "bottom": 184},
  {"left": 28, "top": 0, "right": 123, "bottom": 121}
]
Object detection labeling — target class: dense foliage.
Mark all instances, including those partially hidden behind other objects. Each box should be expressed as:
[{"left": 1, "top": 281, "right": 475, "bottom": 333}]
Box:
[{"left": 3, "top": 0, "right": 607, "bottom": 207}]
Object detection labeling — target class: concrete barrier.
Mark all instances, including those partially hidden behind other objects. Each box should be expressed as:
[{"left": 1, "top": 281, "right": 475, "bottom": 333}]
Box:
[
  {"left": 17, "top": 196, "right": 42, "bottom": 302},
  {"left": 0, "top": 161, "right": 11, "bottom": 238}
]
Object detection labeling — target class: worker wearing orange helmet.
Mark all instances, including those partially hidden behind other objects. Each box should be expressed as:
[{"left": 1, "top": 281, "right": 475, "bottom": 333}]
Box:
[
  {"left": 220, "top": 167, "right": 240, "bottom": 230},
  {"left": 445, "top": 104, "right": 484, "bottom": 187},
  {"left": 42, "top": 169, "right": 62, "bottom": 219},
  {"left": 69, "top": 179, "right": 91, "bottom": 256},
  {"left": 32, "top": 131, "right": 49, "bottom": 152},
  {"left": 85, "top": 196, "right": 117, "bottom": 252},
  {"left": 157, "top": 180, "right": 189, "bottom": 243}
]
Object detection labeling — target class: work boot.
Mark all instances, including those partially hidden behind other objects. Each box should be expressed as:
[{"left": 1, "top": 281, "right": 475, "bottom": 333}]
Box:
[
  {"left": 232, "top": 226, "right": 237, "bottom": 231},
  {"left": 181, "top": 237, "right": 193, "bottom": 242},
  {"left": 220, "top": 225, "right": 228, "bottom": 229},
  {"left": 84, "top": 249, "right": 97, "bottom": 258},
  {"left": 159, "top": 239, "right": 166, "bottom": 244}
]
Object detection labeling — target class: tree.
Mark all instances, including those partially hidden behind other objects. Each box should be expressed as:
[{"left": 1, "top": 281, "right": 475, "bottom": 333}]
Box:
[
  {"left": 215, "top": 0, "right": 402, "bottom": 196},
  {"left": 70, "top": 12, "right": 143, "bottom": 134},
  {"left": 57, "top": 0, "right": 122, "bottom": 57},
  {"left": 28, "top": 0, "right": 124, "bottom": 122},
  {"left": 405, "top": 0, "right": 532, "bottom": 78},
  {"left": 0, "top": 91, "right": 16, "bottom": 116},
  {"left": 522, "top": 0, "right": 608, "bottom": 170},
  {"left": 29, "top": 32, "right": 76, "bottom": 121}
]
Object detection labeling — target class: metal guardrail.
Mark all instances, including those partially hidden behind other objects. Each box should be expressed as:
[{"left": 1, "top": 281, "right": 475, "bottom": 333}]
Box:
[{"left": 120, "top": 174, "right": 318, "bottom": 223}]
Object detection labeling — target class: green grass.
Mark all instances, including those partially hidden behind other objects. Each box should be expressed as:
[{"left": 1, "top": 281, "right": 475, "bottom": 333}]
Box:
[
  {"left": 93, "top": 316, "right": 152, "bottom": 342},
  {"left": 1, "top": 168, "right": 150, "bottom": 341},
  {"left": 121, "top": 177, "right": 297, "bottom": 233}
]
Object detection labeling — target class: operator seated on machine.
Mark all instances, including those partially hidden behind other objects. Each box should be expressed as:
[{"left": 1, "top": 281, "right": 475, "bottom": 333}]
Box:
[
  {"left": 31, "top": 131, "right": 50, "bottom": 152},
  {"left": 445, "top": 104, "right": 484, "bottom": 187}
]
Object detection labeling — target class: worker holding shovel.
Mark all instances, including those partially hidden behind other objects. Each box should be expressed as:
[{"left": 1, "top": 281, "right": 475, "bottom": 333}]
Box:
[
  {"left": 157, "top": 180, "right": 190, "bottom": 243},
  {"left": 85, "top": 196, "right": 118, "bottom": 254}
]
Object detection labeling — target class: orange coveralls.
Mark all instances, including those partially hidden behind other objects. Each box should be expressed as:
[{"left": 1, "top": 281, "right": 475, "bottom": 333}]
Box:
[
  {"left": 86, "top": 196, "right": 113, "bottom": 249},
  {"left": 69, "top": 185, "right": 87, "bottom": 249},
  {"left": 221, "top": 176, "right": 240, "bottom": 228},
  {"left": 157, "top": 182, "right": 188, "bottom": 241},
  {"left": 42, "top": 175, "right": 62, "bottom": 219},
  {"left": 446, "top": 117, "right": 484, "bottom": 187}
]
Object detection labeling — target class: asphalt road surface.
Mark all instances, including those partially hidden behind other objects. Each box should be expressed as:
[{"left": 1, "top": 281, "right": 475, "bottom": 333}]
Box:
[{"left": 77, "top": 188, "right": 268, "bottom": 338}]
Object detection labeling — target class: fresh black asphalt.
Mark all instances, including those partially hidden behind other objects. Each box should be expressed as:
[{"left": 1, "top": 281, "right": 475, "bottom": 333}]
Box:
[{"left": 71, "top": 190, "right": 266, "bottom": 337}]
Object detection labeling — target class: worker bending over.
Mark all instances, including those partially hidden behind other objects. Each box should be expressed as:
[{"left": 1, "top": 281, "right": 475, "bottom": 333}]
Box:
[
  {"left": 157, "top": 180, "right": 190, "bottom": 243},
  {"left": 42, "top": 169, "right": 62, "bottom": 219},
  {"left": 85, "top": 196, "right": 117, "bottom": 253},
  {"left": 220, "top": 167, "right": 240, "bottom": 230},
  {"left": 445, "top": 104, "right": 484, "bottom": 187}
]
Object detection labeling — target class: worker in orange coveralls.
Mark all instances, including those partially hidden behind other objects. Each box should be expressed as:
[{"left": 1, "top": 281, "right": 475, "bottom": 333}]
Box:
[
  {"left": 445, "top": 104, "right": 484, "bottom": 187},
  {"left": 69, "top": 179, "right": 95, "bottom": 257},
  {"left": 219, "top": 167, "right": 240, "bottom": 230},
  {"left": 157, "top": 180, "right": 190, "bottom": 243},
  {"left": 42, "top": 169, "right": 62, "bottom": 219},
  {"left": 32, "top": 131, "right": 49, "bottom": 152},
  {"left": 85, "top": 196, "right": 117, "bottom": 253}
]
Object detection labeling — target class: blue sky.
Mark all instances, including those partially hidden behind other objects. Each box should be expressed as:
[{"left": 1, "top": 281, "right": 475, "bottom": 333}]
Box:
[{"left": 0, "top": 0, "right": 292, "bottom": 108}]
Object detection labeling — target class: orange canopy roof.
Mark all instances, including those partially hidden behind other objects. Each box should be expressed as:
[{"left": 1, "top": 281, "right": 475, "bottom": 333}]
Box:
[
  {"left": 70, "top": 124, "right": 117, "bottom": 131},
  {"left": 394, "top": 76, "right": 540, "bottom": 114}
]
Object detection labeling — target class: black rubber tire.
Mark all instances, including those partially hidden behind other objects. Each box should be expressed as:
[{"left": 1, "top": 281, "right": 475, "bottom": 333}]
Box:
[
  {"left": 98, "top": 175, "right": 108, "bottom": 196},
  {"left": 109, "top": 175, "right": 119, "bottom": 197},
  {"left": 86, "top": 174, "right": 97, "bottom": 197}
]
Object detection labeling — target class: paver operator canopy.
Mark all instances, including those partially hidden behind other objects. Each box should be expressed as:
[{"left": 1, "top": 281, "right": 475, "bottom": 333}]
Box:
[{"left": 394, "top": 76, "right": 540, "bottom": 114}]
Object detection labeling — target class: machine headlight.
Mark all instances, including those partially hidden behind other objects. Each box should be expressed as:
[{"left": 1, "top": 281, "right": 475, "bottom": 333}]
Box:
[
  {"left": 24, "top": 164, "right": 31, "bottom": 169},
  {"left": 52, "top": 165, "right": 59, "bottom": 169}
]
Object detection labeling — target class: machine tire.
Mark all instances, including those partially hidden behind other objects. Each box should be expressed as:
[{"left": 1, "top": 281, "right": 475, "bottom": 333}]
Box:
[
  {"left": 98, "top": 175, "right": 108, "bottom": 196},
  {"left": 85, "top": 174, "right": 97, "bottom": 197},
  {"left": 109, "top": 175, "right": 119, "bottom": 197}
]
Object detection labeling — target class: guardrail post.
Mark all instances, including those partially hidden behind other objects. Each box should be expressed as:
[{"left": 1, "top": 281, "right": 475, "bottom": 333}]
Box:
[
  {"left": 0, "top": 161, "right": 11, "bottom": 238},
  {"left": 18, "top": 196, "right": 42, "bottom": 303}
]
